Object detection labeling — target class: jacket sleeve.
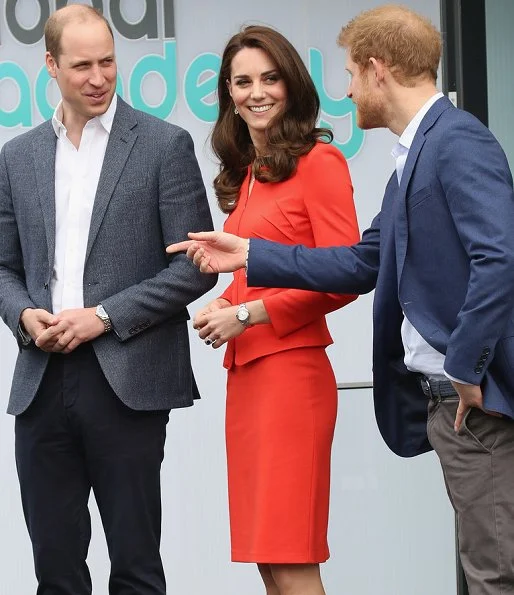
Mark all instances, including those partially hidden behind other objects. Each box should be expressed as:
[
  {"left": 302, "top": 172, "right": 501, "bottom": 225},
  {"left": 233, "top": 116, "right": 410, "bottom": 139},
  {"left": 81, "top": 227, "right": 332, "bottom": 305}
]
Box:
[
  {"left": 101, "top": 127, "right": 218, "bottom": 341},
  {"left": 0, "top": 144, "right": 37, "bottom": 338},
  {"left": 248, "top": 222, "right": 381, "bottom": 295},
  {"left": 437, "top": 117, "right": 514, "bottom": 383},
  {"left": 261, "top": 145, "right": 361, "bottom": 338}
]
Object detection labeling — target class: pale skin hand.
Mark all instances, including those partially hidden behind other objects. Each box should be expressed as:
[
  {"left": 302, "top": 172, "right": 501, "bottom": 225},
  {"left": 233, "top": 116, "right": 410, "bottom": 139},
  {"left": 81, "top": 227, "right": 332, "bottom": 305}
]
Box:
[
  {"left": 451, "top": 381, "right": 501, "bottom": 431},
  {"left": 194, "top": 300, "right": 270, "bottom": 348},
  {"left": 166, "top": 231, "right": 248, "bottom": 274},
  {"left": 193, "top": 297, "right": 232, "bottom": 323},
  {"left": 192, "top": 297, "right": 232, "bottom": 347},
  {"left": 35, "top": 307, "right": 105, "bottom": 354},
  {"left": 20, "top": 308, "right": 58, "bottom": 342}
]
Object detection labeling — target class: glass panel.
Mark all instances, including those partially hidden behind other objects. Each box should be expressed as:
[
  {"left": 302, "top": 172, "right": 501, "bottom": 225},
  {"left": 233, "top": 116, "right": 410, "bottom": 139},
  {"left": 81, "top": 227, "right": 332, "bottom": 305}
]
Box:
[
  {"left": 325, "top": 387, "right": 455, "bottom": 594},
  {"left": 486, "top": 0, "right": 514, "bottom": 168}
]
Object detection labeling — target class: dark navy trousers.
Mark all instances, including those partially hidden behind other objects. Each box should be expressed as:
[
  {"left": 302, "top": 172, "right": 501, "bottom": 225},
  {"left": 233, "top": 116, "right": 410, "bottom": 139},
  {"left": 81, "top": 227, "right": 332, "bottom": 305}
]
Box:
[{"left": 15, "top": 344, "right": 170, "bottom": 595}]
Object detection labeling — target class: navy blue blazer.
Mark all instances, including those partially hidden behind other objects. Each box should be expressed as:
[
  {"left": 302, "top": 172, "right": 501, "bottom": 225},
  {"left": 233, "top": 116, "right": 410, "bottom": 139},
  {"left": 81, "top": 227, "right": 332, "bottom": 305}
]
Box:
[{"left": 247, "top": 97, "right": 514, "bottom": 457}]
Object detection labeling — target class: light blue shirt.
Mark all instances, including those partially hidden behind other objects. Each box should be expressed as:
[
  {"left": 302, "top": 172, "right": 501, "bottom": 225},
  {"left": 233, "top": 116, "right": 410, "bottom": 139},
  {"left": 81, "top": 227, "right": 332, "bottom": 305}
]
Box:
[{"left": 392, "top": 92, "right": 463, "bottom": 382}]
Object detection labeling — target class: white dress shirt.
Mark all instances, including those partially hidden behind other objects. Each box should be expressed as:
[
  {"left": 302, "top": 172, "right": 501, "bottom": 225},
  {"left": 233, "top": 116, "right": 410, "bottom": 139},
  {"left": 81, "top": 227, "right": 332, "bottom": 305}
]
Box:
[
  {"left": 392, "top": 92, "right": 451, "bottom": 379},
  {"left": 51, "top": 95, "right": 117, "bottom": 314}
]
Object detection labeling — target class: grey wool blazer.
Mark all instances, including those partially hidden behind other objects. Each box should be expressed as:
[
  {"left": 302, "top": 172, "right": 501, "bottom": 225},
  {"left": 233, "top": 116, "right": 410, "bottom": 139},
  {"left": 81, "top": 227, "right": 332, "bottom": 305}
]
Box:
[{"left": 0, "top": 96, "right": 217, "bottom": 415}]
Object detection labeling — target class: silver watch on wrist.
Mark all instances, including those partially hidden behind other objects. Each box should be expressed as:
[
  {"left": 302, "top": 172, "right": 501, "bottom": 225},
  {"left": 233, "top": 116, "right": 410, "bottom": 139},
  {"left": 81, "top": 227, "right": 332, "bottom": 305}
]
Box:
[
  {"left": 235, "top": 303, "right": 251, "bottom": 327},
  {"left": 95, "top": 304, "right": 112, "bottom": 333}
]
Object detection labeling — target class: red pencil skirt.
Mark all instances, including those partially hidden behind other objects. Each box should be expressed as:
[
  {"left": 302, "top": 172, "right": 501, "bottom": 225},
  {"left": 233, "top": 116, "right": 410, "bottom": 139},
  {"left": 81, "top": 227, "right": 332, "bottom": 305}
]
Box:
[{"left": 226, "top": 346, "right": 337, "bottom": 563}]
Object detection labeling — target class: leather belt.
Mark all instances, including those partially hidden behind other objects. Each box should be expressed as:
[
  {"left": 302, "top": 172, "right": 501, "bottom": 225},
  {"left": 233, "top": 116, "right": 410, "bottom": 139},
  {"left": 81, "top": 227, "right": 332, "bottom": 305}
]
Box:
[{"left": 419, "top": 376, "right": 458, "bottom": 401}]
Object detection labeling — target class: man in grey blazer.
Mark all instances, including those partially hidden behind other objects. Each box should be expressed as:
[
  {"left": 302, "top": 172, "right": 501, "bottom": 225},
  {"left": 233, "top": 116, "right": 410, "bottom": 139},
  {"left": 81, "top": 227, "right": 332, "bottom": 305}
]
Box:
[{"left": 0, "top": 5, "right": 216, "bottom": 594}]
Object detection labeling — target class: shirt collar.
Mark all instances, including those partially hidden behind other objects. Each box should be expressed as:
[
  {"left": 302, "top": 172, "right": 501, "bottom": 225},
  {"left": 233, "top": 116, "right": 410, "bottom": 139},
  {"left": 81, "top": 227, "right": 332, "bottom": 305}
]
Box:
[
  {"left": 397, "top": 91, "right": 444, "bottom": 152},
  {"left": 51, "top": 94, "right": 118, "bottom": 138}
]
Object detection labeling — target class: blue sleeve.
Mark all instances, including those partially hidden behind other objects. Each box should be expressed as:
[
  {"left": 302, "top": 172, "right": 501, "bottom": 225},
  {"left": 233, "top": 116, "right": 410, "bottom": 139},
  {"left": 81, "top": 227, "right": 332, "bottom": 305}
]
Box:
[
  {"left": 438, "top": 118, "right": 514, "bottom": 382},
  {"left": 247, "top": 213, "right": 381, "bottom": 294}
]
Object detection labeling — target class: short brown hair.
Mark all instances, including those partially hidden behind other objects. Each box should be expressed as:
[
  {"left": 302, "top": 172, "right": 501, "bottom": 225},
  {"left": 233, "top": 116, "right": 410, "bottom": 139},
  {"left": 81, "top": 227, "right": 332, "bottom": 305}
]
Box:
[
  {"left": 212, "top": 25, "right": 331, "bottom": 213},
  {"left": 338, "top": 4, "right": 441, "bottom": 85},
  {"left": 44, "top": 4, "right": 114, "bottom": 64}
]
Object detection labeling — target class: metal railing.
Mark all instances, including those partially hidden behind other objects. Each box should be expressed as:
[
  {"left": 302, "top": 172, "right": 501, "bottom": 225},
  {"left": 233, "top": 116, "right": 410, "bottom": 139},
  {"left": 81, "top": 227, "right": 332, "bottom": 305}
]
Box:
[{"left": 336, "top": 381, "right": 373, "bottom": 390}]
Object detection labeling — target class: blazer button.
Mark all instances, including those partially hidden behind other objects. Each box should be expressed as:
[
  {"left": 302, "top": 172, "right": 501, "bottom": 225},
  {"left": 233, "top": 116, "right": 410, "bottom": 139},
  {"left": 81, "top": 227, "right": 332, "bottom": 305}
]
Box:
[
  {"left": 484, "top": 347, "right": 491, "bottom": 355},
  {"left": 474, "top": 366, "right": 482, "bottom": 374}
]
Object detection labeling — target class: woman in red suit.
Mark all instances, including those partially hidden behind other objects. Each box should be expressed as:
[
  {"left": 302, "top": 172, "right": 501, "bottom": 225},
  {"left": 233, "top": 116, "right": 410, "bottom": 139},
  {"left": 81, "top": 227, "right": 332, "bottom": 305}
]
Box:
[{"left": 193, "top": 26, "right": 360, "bottom": 595}]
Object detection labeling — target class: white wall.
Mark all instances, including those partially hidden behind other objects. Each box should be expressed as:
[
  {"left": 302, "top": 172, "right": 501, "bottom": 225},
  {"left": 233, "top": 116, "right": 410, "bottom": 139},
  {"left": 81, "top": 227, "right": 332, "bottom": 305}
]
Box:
[{"left": 0, "top": 1, "right": 456, "bottom": 593}]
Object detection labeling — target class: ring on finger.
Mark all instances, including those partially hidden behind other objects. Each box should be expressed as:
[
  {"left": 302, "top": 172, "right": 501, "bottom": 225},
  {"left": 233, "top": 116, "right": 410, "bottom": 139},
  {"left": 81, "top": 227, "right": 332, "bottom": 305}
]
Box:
[{"left": 204, "top": 337, "right": 213, "bottom": 346}]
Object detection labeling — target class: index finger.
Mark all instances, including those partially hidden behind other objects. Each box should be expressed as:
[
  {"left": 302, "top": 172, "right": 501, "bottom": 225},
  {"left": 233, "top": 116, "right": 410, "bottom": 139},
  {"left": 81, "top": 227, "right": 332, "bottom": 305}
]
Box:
[
  {"left": 192, "top": 315, "right": 208, "bottom": 330},
  {"left": 166, "top": 240, "right": 194, "bottom": 254},
  {"left": 187, "top": 231, "right": 218, "bottom": 241},
  {"left": 454, "top": 400, "right": 469, "bottom": 432},
  {"left": 35, "top": 324, "right": 64, "bottom": 347}
]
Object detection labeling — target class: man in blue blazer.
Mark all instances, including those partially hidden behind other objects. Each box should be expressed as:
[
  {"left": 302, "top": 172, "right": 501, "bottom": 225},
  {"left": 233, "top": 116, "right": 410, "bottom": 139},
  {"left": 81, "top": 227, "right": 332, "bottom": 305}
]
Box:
[{"left": 168, "top": 5, "right": 514, "bottom": 593}]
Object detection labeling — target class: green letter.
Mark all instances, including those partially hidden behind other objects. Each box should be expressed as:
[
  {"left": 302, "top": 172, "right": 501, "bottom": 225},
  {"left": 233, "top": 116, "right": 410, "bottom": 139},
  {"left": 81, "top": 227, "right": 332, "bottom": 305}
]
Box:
[
  {"left": 184, "top": 53, "right": 220, "bottom": 123},
  {"left": 309, "top": 48, "right": 364, "bottom": 159},
  {"left": 0, "top": 62, "right": 32, "bottom": 127},
  {"left": 129, "top": 41, "right": 177, "bottom": 119}
]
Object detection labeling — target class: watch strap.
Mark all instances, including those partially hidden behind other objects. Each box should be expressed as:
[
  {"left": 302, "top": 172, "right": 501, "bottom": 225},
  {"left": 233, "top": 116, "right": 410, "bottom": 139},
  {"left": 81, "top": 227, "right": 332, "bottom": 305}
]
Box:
[{"left": 96, "top": 304, "right": 112, "bottom": 333}]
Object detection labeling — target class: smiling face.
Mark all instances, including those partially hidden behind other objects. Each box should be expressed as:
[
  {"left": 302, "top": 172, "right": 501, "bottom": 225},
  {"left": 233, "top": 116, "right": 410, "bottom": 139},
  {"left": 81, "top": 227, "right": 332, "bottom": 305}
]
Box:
[
  {"left": 227, "top": 47, "right": 288, "bottom": 153},
  {"left": 46, "top": 18, "right": 117, "bottom": 131}
]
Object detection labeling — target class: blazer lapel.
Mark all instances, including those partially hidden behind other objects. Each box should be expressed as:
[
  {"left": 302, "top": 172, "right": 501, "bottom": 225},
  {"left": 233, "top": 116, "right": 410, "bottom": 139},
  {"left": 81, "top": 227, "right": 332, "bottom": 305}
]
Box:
[
  {"left": 85, "top": 98, "right": 138, "bottom": 262},
  {"left": 394, "top": 133, "right": 426, "bottom": 282},
  {"left": 33, "top": 123, "right": 57, "bottom": 275},
  {"left": 395, "top": 96, "right": 454, "bottom": 283}
]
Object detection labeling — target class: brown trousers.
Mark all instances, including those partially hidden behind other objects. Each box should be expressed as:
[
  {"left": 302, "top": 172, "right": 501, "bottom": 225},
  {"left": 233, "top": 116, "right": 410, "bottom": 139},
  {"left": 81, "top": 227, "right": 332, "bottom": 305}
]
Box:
[{"left": 428, "top": 397, "right": 514, "bottom": 595}]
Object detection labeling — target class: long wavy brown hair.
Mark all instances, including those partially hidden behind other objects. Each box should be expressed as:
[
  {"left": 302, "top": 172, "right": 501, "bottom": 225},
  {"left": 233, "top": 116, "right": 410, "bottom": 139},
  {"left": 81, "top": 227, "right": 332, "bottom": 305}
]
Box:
[{"left": 212, "top": 25, "right": 332, "bottom": 213}]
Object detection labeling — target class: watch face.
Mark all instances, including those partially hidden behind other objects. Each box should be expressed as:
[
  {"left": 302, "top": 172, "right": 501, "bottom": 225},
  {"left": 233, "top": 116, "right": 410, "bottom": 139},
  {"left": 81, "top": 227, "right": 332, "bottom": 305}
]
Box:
[
  {"left": 236, "top": 306, "right": 250, "bottom": 323},
  {"left": 96, "top": 305, "right": 107, "bottom": 319}
]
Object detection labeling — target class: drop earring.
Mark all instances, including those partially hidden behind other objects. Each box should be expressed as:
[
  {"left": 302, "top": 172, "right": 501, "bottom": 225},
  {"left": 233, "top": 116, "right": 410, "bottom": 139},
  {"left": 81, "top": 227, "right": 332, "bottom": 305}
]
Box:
[{"left": 234, "top": 107, "right": 239, "bottom": 115}]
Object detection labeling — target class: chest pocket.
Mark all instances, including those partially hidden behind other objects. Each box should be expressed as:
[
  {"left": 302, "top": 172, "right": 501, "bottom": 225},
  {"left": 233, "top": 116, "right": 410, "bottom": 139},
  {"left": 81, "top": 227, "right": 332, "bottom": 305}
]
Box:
[
  {"left": 116, "top": 171, "right": 149, "bottom": 193},
  {"left": 407, "top": 184, "right": 431, "bottom": 210},
  {"left": 255, "top": 195, "right": 306, "bottom": 243}
]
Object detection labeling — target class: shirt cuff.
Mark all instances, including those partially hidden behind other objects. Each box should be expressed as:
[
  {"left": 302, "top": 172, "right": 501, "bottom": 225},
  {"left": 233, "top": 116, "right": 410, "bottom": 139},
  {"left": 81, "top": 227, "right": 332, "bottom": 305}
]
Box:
[
  {"left": 244, "top": 238, "right": 250, "bottom": 277},
  {"left": 443, "top": 370, "right": 472, "bottom": 385},
  {"left": 17, "top": 323, "right": 32, "bottom": 347}
]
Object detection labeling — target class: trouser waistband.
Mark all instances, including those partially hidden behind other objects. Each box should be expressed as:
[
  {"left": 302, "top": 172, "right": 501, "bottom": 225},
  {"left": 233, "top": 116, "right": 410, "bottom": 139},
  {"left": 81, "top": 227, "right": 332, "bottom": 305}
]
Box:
[{"left": 419, "top": 376, "right": 458, "bottom": 400}]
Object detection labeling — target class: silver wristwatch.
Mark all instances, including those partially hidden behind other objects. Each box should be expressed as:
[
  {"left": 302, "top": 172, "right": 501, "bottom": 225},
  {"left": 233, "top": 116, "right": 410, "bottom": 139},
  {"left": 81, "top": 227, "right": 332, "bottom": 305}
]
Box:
[
  {"left": 235, "top": 303, "right": 251, "bottom": 327},
  {"left": 95, "top": 304, "right": 112, "bottom": 333}
]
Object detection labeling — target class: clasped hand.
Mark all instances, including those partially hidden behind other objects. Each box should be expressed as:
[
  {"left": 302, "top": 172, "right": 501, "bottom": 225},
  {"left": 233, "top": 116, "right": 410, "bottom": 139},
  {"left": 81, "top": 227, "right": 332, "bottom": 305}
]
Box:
[
  {"left": 193, "top": 299, "right": 245, "bottom": 348},
  {"left": 22, "top": 307, "right": 105, "bottom": 354}
]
